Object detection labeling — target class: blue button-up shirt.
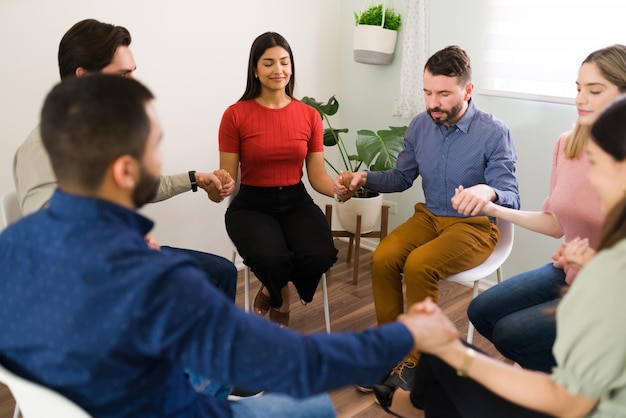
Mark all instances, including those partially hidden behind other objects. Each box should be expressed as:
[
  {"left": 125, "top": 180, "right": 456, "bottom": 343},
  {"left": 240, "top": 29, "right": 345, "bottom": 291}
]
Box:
[
  {"left": 0, "top": 191, "right": 413, "bottom": 418},
  {"left": 367, "top": 99, "right": 520, "bottom": 216}
]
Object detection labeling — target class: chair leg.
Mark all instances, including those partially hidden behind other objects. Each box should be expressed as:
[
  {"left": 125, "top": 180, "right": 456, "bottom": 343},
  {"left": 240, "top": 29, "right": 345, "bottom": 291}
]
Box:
[
  {"left": 244, "top": 266, "right": 250, "bottom": 313},
  {"left": 352, "top": 214, "right": 362, "bottom": 285},
  {"left": 496, "top": 266, "right": 503, "bottom": 283},
  {"left": 322, "top": 273, "right": 331, "bottom": 334},
  {"left": 466, "top": 280, "right": 481, "bottom": 344}
]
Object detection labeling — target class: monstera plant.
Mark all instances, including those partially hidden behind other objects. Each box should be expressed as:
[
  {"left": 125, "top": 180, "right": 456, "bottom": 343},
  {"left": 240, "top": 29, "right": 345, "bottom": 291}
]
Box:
[
  {"left": 302, "top": 95, "right": 406, "bottom": 234},
  {"left": 301, "top": 95, "right": 406, "bottom": 197}
]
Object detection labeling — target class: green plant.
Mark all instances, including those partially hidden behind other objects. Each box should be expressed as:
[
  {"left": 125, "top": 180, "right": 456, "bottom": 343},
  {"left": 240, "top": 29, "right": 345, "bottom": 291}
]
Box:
[
  {"left": 302, "top": 95, "right": 406, "bottom": 191},
  {"left": 354, "top": 4, "right": 402, "bottom": 31}
]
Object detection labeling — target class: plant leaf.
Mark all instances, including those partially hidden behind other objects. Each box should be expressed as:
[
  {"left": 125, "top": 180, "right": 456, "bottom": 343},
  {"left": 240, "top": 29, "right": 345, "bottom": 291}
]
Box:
[{"left": 356, "top": 126, "right": 406, "bottom": 171}]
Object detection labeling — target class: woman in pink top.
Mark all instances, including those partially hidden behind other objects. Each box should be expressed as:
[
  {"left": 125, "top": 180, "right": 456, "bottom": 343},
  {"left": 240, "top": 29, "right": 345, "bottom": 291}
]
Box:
[
  {"left": 467, "top": 45, "right": 626, "bottom": 372},
  {"left": 219, "top": 32, "right": 345, "bottom": 328}
]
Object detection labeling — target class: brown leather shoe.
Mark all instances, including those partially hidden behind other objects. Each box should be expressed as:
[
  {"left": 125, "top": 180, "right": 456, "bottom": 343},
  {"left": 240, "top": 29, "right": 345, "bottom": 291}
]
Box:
[{"left": 253, "top": 286, "right": 271, "bottom": 316}]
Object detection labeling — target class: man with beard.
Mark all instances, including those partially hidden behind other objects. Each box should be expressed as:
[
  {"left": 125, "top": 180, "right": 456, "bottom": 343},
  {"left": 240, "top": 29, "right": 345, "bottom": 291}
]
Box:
[
  {"left": 12, "top": 19, "right": 238, "bottom": 301},
  {"left": 334, "top": 45, "right": 520, "bottom": 392},
  {"left": 0, "top": 74, "right": 459, "bottom": 418}
]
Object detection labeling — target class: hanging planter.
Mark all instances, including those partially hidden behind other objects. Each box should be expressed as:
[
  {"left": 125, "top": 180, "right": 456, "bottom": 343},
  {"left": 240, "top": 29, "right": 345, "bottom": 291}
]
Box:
[{"left": 353, "top": 3, "right": 402, "bottom": 65}]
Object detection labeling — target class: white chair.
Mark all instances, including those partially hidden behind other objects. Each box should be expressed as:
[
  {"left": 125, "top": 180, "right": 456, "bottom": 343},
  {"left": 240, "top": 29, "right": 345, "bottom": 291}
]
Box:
[
  {"left": 444, "top": 219, "right": 515, "bottom": 344},
  {"left": 1, "top": 191, "right": 22, "bottom": 230},
  {"left": 0, "top": 362, "right": 91, "bottom": 418},
  {"left": 231, "top": 249, "right": 331, "bottom": 334}
]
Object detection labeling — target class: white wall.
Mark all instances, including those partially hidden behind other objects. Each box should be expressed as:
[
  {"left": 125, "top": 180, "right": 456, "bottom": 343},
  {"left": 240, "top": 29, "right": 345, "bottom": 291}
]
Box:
[
  {"left": 337, "top": 0, "right": 579, "bottom": 282},
  {"left": 1, "top": 0, "right": 581, "bottom": 281},
  {"left": 0, "top": 0, "right": 341, "bottom": 260}
]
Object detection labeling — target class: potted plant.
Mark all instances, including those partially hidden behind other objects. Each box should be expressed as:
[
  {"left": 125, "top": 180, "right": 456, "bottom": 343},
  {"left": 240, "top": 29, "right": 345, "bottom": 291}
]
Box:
[
  {"left": 302, "top": 95, "right": 406, "bottom": 233},
  {"left": 353, "top": 3, "right": 402, "bottom": 65}
]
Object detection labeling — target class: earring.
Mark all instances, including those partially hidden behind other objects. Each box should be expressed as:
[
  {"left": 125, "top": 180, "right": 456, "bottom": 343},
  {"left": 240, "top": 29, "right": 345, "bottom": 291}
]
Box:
[{"left": 254, "top": 74, "right": 258, "bottom": 79}]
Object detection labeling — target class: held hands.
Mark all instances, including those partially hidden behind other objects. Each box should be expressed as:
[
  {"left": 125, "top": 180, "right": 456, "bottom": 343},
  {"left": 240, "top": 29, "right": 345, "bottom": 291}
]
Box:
[
  {"left": 196, "top": 170, "right": 235, "bottom": 203},
  {"left": 398, "top": 297, "right": 459, "bottom": 355},
  {"left": 552, "top": 237, "right": 596, "bottom": 284},
  {"left": 451, "top": 184, "right": 497, "bottom": 216},
  {"left": 333, "top": 171, "right": 367, "bottom": 202}
]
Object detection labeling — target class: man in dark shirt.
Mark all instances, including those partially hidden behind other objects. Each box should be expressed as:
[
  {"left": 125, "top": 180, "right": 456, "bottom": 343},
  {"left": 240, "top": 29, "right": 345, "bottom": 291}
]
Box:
[{"left": 0, "top": 75, "right": 458, "bottom": 418}]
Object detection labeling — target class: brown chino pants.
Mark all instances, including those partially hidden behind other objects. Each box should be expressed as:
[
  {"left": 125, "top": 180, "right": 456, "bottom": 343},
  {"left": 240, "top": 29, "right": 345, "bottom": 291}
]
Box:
[{"left": 371, "top": 203, "right": 499, "bottom": 329}]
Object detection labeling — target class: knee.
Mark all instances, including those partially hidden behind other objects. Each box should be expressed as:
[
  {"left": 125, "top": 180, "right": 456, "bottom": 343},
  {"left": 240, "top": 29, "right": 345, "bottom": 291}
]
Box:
[{"left": 467, "top": 295, "right": 486, "bottom": 324}]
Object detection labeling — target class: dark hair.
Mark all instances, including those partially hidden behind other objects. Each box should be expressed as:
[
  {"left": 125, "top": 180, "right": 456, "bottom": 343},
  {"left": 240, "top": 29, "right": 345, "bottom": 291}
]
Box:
[
  {"left": 58, "top": 19, "right": 132, "bottom": 79},
  {"left": 239, "top": 32, "right": 295, "bottom": 101},
  {"left": 591, "top": 95, "right": 626, "bottom": 251},
  {"left": 40, "top": 74, "right": 154, "bottom": 191},
  {"left": 424, "top": 45, "right": 472, "bottom": 85}
]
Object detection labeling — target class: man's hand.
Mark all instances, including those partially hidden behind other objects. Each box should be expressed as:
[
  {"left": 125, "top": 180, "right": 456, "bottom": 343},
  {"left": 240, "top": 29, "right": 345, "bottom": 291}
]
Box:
[
  {"left": 333, "top": 171, "right": 356, "bottom": 202},
  {"left": 333, "top": 171, "right": 367, "bottom": 196},
  {"left": 398, "top": 297, "right": 459, "bottom": 355},
  {"left": 451, "top": 184, "right": 497, "bottom": 216},
  {"left": 196, "top": 170, "right": 234, "bottom": 203}
]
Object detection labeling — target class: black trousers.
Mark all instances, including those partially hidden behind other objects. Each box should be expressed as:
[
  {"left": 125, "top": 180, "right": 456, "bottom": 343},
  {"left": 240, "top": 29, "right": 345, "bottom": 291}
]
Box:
[
  {"left": 411, "top": 345, "right": 553, "bottom": 418},
  {"left": 225, "top": 182, "right": 338, "bottom": 308}
]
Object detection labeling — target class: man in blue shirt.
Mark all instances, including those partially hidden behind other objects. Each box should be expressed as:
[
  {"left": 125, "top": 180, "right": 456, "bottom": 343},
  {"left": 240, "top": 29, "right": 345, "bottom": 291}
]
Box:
[
  {"left": 0, "top": 75, "right": 459, "bottom": 418},
  {"left": 335, "top": 45, "right": 520, "bottom": 392}
]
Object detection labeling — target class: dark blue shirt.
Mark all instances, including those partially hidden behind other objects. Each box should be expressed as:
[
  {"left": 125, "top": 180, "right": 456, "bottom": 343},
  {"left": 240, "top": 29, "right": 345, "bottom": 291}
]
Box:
[
  {"left": 367, "top": 99, "right": 520, "bottom": 215},
  {"left": 0, "top": 191, "right": 413, "bottom": 417}
]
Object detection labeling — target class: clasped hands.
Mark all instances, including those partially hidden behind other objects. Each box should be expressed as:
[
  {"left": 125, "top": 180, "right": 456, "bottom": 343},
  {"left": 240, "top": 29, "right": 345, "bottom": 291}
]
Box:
[
  {"left": 552, "top": 237, "right": 595, "bottom": 284},
  {"left": 195, "top": 169, "right": 235, "bottom": 203},
  {"left": 333, "top": 171, "right": 366, "bottom": 202},
  {"left": 399, "top": 297, "right": 460, "bottom": 355}
]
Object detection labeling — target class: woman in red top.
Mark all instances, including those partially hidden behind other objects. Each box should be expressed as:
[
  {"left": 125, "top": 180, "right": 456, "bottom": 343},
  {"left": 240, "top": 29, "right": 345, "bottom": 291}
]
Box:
[{"left": 219, "top": 32, "right": 341, "bottom": 327}]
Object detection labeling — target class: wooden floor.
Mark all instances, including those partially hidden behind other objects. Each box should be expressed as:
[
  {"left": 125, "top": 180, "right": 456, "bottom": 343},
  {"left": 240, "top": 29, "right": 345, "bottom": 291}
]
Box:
[{"left": 0, "top": 239, "right": 502, "bottom": 418}]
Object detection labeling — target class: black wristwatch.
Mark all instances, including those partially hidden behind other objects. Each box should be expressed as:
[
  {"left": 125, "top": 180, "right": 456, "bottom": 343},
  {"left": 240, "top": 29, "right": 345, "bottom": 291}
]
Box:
[{"left": 188, "top": 170, "right": 198, "bottom": 192}]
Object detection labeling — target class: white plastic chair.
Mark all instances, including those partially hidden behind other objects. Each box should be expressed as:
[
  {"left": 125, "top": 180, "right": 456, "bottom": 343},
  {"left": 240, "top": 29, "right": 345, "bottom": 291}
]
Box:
[
  {"left": 0, "top": 362, "right": 91, "bottom": 418},
  {"left": 444, "top": 219, "right": 515, "bottom": 343},
  {"left": 1, "top": 191, "right": 22, "bottom": 230},
  {"left": 231, "top": 249, "right": 331, "bottom": 334}
]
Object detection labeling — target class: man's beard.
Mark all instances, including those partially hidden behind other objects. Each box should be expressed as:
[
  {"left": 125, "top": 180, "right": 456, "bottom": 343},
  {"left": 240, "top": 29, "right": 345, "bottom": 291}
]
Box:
[
  {"left": 427, "top": 102, "right": 463, "bottom": 126},
  {"left": 131, "top": 165, "right": 160, "bottom": 208}
]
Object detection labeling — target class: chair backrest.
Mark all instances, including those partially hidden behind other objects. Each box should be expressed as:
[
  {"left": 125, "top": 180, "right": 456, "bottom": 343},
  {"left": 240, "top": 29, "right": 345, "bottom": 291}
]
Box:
[
  {"left": 1, "top": 191, "right": 22, "bottom": 231},
  {"left": 445, "top": 219, "right": 515, "bottom": 284},
  {"left": 0, "top": 362, "right": 92, "bottom": 418}
]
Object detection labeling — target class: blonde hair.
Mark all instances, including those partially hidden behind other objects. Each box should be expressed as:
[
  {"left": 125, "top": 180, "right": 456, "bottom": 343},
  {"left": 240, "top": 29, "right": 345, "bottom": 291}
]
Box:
[{"left": 564, "top": 44, "right": 626, "bottom": 159}]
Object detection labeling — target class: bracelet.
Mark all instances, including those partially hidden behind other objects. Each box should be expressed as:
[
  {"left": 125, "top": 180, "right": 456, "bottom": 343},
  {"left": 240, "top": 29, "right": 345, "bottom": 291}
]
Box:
[
  {"left": 456, "top": 347, "right": 476, "bottom": 377},
  {"left": 188, "top": 170, "right": 198, "bottom": 192}
]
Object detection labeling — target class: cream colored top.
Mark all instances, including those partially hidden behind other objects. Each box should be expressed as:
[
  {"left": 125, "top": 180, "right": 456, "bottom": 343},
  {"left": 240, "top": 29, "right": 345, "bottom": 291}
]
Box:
[
  {"left": 13, "top": 126, "right": 191, "bottom": 215},
  {"left": 552, "top": 238, "right": 626, "bottom": 417}
]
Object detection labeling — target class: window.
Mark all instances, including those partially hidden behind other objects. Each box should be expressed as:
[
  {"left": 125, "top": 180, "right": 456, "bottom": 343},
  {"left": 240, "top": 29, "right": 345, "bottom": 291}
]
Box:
[{"left": 479, "top": 0, "right": 626, "bottom": 104}]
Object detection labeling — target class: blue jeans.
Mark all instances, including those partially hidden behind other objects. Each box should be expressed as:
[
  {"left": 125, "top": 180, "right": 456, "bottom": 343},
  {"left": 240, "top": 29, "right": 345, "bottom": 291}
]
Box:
[
  {"left": 230, "top": 393, "right": 336, "bottom": 418},
  {"left": 166, "top": 246, "right": 238, "bottom": 398},
  {"left": 162, "top": 246, "right": 238, "bottom": 301},
  {"left": 467, "top": 263, "right": 565, "bottom": 372}
]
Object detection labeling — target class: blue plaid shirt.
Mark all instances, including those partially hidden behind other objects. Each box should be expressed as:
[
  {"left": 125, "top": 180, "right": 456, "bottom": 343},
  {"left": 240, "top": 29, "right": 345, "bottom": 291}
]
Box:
[{"left": 366, "top": 99, "right": 520, "bottom": 216}]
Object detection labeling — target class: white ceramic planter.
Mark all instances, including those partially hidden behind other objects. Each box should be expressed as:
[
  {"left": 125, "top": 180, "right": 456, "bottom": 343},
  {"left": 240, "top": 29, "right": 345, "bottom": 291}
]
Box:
[
  {"left": 336, "top": 192, "right": 383, "bottom": 234},
  {"left": 353, "top": 25, "right": 398, "bottom": 65}
]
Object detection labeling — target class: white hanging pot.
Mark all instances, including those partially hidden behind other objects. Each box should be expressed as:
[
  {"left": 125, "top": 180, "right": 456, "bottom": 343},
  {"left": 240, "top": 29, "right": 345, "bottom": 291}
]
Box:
[
  {"left": 353, "top": 24, "right": 398, "bottom": 65},
  {"left": 336, "top": 192, "right": 384, "bottom": 234}
]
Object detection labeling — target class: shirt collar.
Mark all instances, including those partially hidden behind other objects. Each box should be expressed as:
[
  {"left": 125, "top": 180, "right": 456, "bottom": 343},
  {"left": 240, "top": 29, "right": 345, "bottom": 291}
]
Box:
[{"left": 48, "top": 189, "right": 154, "bottom": 236}]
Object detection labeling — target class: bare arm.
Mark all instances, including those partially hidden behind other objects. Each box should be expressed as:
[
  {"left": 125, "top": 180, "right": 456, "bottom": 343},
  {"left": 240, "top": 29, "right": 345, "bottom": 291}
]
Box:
[
  {"left": 219, "top": 152, "right": 240, "bottom": 198},
  {"left": 410, "top": 299, "right": 597, "bottom": 418},
  {"left": 305, "top": 152, "right": 334, "bottom": 197},
  {"left": 480, "top": 201, "right": 563, "bottom": 238},
  {"left": 438, "top": 339, "right": 596, "bottom": 417}
]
